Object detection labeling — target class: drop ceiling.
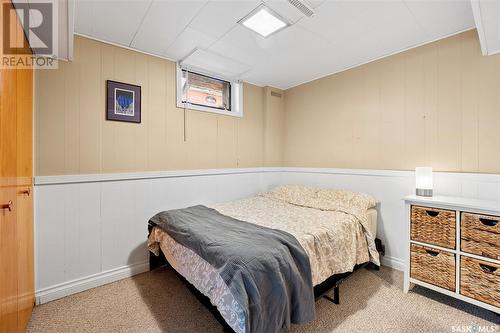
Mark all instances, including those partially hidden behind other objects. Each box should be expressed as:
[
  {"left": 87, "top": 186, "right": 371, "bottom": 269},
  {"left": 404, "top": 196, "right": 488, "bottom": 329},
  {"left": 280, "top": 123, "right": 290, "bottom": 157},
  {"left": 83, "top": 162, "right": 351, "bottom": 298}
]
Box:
[{"left": 75, "top": 0, "right": 477, "bottom": 90}]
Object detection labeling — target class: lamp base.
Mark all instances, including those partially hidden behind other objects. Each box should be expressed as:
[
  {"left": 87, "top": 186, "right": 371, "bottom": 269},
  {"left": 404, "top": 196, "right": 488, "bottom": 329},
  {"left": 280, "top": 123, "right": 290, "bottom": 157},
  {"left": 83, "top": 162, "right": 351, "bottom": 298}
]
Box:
[{"left": 416, "top": 188, "right": 433, "bottom": 197}]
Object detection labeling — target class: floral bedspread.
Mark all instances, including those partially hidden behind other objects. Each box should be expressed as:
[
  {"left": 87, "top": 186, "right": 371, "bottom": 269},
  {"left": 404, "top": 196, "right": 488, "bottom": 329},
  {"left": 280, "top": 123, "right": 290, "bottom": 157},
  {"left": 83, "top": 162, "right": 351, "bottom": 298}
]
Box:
[{"left": 147, "top": 185, "right": 379, "bottom": 333}]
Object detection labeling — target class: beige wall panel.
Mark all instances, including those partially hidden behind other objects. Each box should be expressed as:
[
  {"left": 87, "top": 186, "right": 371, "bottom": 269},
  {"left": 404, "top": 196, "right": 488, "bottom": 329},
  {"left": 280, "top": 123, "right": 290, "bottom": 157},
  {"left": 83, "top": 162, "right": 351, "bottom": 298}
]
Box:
[
  {"left": 421, "top": 43, "right": 439, "bottom": 166},
  {"left": 78, "top": 37, "right": 102, "bottom": 174},
  {"left": 435, "top": 34, "right": 462, "bottom": 171},
  {"left": 185, "top": 110, "right": 218, "bottom": 169},
  {"left": 404, "top": 47, "right": 427, "bottom": 168},
  {"left": 132, "top": 53, "right": 149, "bottom": 172},
  {"left": 217, "top": 116, "right": 238, "bottom": 169},
  {"left": 237, "top": 83, "right": 264, "bottom": 168},
  {"left": 101, "top": 43, "right": 117, "bottom": 173},
  {"left": 378, "top": 55, "right": 406, "bottom": 170},
  {"left": 164, "top": 61, "right": 188, "bottom": 171},
  {"left": 285, "top": 80, "right": 329, "bottom": 167},
  {"left": 284, "top": 30, "right": 500, "bottom": 173},
  {"left": 110, "top": 47, "right": 137, "bottom": 173},
  {"left": 326, "top": 76, "right": 354, "bottom": 168},
  {"left": 35, "top": 36, "right": 269, "bottom": 175},
  {"left": 147, "top": 56, "right": 169, "bottom": 171},
  {"left": 63, "top": 59, "right": 80, "bottom": 174},
  {"left": 477, "top": 54, "right": 500, "bottom": 172},
  {"left": 37, "top": 67, "right": 65, "bottom": 175},
  {"left": 460, "top": 33, "right": 480, "bottom": 172},
  {"left": 352, "top": 65, "right": 380, "bottom": 168},
  {"left": 263, "top": 87, "right": 284, "bottom": 167}
]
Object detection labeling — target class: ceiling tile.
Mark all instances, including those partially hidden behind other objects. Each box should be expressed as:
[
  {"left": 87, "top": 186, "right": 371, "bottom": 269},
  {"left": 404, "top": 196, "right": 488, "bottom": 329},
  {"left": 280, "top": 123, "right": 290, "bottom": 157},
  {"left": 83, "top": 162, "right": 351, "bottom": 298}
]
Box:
[
  {"left": 131, "top": 0, "right": 208, "bottom": 55},
  {"left": 240, "top": 25, "right": 337, "bottom": 88},
  {"left": 404, "top": 0, "right": 475, "bottom": 39},
  {"left": 188, "top": 0, "right": 259, "bottom": 40},
  {"left": 308, "top": 0, "right": 325, "bottom": 9},
  {"left": 74, "top": 0, "right": 92, "bottom": 35},
  {"left": 354, "top": 1, "right": 428, "bottom": 52},
  {"left": 75, "top": 0, "right": 152, "bottom": 46},
  {"left": 164, "top": 27, "right": 216, "bottom": 60},
  {"left": 181, "top": 49, "right": 251, "bottom": 78},
  {"left": 297, "top": 1, "right": 375, "bottom": 47},
  {"left": 209, "top": 25, "right": 274, "bottom": 69},
  {"left": 264, "top": 0, "right": 304, "bottom": 24}
]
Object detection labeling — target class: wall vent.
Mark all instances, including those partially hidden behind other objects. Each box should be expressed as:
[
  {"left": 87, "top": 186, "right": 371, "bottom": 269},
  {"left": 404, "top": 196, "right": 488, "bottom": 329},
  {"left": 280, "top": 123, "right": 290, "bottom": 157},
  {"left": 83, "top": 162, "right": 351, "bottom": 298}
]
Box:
[
  {"left": 287, "top": 0, "right": 315, "bottom": 17},
  {"left": 271, "top": 91, "right": 282, "bottom": 98}
]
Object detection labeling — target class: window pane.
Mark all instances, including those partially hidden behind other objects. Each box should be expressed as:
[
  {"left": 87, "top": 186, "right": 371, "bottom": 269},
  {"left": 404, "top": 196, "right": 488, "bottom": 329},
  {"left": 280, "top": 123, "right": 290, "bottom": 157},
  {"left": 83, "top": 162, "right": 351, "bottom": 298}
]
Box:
[{"left": 181, "top": 70, "right": 231, "bottom": 111}]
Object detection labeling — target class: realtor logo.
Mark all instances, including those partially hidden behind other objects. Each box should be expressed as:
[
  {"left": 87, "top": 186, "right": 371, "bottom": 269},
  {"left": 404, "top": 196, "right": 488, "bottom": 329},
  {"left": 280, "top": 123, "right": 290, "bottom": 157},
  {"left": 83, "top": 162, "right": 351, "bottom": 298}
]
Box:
[{"left": 1, "top": 1, "right": 58, "bottom": 69}]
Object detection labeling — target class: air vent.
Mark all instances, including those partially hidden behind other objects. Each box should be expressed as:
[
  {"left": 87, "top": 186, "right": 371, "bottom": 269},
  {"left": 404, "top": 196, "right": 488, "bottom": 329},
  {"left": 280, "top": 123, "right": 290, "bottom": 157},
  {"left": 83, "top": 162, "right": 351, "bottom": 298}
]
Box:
[
  {"left": 287, "top": 0, "right": 315, "bottom": 17},
  {"left": 270, "top": 91, "right": 282, "bottom": 98}
]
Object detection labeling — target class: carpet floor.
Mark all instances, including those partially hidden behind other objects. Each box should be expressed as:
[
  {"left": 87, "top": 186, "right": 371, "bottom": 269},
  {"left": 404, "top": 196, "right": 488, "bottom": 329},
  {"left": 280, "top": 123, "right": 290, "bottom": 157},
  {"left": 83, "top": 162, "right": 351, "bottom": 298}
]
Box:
[{"left": 28, "top": 266, "right": 499, "bottom": 332}]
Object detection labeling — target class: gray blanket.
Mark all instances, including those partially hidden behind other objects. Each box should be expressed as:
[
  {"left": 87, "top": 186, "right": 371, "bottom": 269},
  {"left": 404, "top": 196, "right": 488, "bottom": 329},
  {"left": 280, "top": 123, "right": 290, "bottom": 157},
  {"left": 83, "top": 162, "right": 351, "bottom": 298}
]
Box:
[{"left": 149, "top": 205, "right": 315, "bottom": 333}]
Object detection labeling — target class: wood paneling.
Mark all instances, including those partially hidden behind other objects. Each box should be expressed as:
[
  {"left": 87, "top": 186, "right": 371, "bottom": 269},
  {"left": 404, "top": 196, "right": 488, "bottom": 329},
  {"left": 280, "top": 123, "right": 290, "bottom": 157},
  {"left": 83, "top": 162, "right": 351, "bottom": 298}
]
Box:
[
  {"left": 284, "top": 30, "right": 500, "bottom": 173},
  {"left": 35, "top": 36, "right": 271, "bottom": 176},
  {"left": 263, "top": 87, "right": 285, "bottom": 167}
]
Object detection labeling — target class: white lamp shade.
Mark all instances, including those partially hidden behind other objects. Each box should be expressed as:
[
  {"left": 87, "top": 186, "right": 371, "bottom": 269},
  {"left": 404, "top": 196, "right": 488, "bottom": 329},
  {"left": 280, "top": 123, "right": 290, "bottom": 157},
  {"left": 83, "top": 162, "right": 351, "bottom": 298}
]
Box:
[{"left": 415, "top": 167, "right": 433, "bottom": 196}]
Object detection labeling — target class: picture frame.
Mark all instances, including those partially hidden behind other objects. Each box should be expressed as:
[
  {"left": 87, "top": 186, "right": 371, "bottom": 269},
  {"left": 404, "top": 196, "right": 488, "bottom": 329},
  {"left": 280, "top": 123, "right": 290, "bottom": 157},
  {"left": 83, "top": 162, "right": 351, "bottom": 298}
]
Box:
[{"left": 106, "top": 80, "right": 141, "bottom": 123}]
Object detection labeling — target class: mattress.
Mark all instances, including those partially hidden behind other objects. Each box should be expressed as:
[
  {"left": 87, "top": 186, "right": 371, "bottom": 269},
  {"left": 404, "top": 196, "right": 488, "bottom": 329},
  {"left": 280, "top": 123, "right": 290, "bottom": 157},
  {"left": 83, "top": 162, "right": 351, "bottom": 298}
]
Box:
[
  {"left": 148, "top": 196, "right": 378, "bottom": 333},
  {"left": 367, "top": 208, "right": 378, "bottom": 237}
]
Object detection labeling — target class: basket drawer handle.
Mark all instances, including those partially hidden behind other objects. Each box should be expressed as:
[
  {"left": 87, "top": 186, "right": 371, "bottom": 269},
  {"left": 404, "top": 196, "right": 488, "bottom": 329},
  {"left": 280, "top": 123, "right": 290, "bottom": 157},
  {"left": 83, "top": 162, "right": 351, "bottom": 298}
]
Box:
[
  {"left": 425, "top": 249, "right": 440, "bottom": 257},
  {"left": 479, "top": 218, "right": 498, "bottom": 227},
  {"left": 425, "top": 210, "right": 439, "bottom": 217},
  {"left": 479, "top": 263, "right": 497, "bottom": 273}
]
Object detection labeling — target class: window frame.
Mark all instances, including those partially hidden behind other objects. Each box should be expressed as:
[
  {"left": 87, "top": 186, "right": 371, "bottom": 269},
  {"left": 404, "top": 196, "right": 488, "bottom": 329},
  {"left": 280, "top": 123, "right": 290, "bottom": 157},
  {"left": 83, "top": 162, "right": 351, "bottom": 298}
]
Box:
[{"left": 176, "top": 64, "right": 243, "bottom": 117}]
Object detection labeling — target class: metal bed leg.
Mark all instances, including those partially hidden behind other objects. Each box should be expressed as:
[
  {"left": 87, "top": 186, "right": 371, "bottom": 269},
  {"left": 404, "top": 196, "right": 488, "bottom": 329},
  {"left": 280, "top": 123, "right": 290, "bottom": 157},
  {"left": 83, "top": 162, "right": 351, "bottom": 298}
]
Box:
[{"left": 323, "top": 286, "right": 340, "bottom": 304}]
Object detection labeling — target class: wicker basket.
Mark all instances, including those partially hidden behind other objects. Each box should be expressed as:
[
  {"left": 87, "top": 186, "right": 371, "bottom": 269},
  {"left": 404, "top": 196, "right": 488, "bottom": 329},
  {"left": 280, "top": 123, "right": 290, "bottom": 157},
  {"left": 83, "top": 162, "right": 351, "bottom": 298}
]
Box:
[
  {"left": 461, "top": 212, "right": 500, "bottom": 261},
  {"left": 411, "top": 206, "right": 456, "bottom": 249},
  {"left": 410, "top": 244, "right": 456, "bottom": 291},
  {"left": 460, "top": 256, "right": 500, "bottom": 307}
]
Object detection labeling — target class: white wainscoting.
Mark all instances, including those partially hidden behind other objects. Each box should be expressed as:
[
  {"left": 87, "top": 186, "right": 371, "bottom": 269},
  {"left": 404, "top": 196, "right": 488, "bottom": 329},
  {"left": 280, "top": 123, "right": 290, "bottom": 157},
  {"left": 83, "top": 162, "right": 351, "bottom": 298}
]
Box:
[
  {"left": 34, "top": 167, "right": 500, "bottom": 304},
  {"left": 34, "top": 168, "right": 282, "bottom": 304},
  {"left": 281, "top": 168, "right": 500, "bottom": 271}
]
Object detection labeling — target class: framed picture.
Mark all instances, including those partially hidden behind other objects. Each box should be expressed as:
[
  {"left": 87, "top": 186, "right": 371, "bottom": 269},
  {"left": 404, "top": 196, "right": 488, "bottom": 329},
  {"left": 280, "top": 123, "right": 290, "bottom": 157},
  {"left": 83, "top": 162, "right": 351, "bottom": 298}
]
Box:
[{"left": 106, "top": 80, "right": 141, "bottom": 123}]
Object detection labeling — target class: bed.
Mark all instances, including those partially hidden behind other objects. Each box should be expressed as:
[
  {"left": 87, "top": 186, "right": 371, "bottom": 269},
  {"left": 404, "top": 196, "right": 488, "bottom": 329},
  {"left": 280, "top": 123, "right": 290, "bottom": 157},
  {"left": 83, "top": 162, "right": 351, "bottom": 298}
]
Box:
[{"left": 147, "top": 185, "right": 381, "bottom": 333}]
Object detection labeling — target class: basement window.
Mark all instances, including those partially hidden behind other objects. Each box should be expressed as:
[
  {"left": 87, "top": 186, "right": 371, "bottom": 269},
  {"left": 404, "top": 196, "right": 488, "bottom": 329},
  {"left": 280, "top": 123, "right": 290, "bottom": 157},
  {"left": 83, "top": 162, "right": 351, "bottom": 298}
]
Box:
[{"left": 176, "top": 65, "right": 243, "bottom": 117}]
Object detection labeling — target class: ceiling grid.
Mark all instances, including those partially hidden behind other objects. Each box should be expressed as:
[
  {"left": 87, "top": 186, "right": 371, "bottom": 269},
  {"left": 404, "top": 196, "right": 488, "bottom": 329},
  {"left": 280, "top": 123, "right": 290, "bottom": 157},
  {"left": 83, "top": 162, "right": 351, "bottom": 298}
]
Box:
[{"left": 75, "top": 0, "right": 478, "bottom": 89}]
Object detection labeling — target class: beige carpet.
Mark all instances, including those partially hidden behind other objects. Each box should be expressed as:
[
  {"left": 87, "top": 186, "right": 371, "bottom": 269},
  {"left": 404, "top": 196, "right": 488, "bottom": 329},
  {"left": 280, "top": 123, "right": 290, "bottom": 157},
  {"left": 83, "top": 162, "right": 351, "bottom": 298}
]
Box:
[{"left": 28, "top": 266, "right": 499, "bottom": 333}]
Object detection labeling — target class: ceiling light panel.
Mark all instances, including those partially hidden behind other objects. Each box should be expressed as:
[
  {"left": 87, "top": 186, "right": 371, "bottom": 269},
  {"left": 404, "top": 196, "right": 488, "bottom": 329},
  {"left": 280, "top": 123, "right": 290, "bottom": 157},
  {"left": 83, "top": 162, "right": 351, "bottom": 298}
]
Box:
[{"left": 239, "top": 4, "right": 289, "bottom": 38}]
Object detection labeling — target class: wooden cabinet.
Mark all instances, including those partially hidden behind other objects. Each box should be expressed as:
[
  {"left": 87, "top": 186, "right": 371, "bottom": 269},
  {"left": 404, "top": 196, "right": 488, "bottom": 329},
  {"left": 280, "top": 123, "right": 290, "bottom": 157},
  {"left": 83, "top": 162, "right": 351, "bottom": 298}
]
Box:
[
  {"left": 0, "top": 187, "right": 19, "bottom": 333},
  {"left": 16, "top": 186, "right": 33, "bottom": 330},
  {"left": 0, "top": 1, "right": 34, "bottom": 331},
  {"left": 404, "top": 196, "right": 500, "bottom": 314}
]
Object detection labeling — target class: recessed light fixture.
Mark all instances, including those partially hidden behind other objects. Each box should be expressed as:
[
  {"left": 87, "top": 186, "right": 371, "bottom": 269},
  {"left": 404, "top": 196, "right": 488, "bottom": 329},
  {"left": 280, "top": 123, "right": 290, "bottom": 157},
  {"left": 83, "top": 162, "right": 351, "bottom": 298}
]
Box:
[{"left": 238, "top": 4, "right": 290, "bottom": 38}]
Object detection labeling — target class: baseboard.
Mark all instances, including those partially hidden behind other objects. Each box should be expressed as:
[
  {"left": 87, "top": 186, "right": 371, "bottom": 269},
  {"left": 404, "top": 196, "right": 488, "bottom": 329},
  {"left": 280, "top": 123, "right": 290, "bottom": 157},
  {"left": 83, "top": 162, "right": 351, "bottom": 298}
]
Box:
[
  {"left": 34, "top": 256, "right": 403, "bottom": 305},
  {"left": 35, "top": 261, "right": 149, "bottom": 305},
  {"left": 380, "top": 255, "right": 405, "bottom": 271}
]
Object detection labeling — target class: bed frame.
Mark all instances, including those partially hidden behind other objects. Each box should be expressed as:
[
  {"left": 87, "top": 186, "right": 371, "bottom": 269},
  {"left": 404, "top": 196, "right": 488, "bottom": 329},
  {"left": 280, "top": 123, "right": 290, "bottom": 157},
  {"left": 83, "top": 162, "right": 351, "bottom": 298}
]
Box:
[{"left": 148, "top": 224, "right": 385, "bottom": 332}]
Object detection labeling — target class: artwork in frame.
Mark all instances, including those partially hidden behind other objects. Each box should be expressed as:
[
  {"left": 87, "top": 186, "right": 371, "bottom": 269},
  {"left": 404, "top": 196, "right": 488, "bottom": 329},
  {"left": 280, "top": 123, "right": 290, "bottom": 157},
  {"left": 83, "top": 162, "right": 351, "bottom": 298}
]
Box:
[{"left": 106, "top": 80, "right": 141, "bottom": 123}]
